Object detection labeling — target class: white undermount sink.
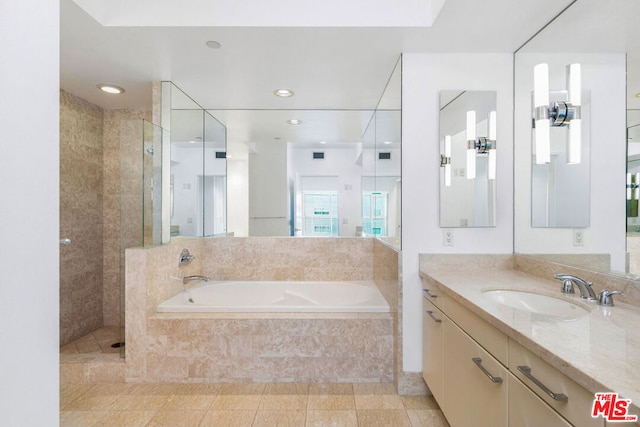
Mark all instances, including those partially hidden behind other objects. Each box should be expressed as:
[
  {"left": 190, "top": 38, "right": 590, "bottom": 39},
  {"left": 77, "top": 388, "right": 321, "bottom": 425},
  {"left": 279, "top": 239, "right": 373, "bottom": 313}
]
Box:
[{"left": 482, "top": 289, "right": 591, "bottom": 320}]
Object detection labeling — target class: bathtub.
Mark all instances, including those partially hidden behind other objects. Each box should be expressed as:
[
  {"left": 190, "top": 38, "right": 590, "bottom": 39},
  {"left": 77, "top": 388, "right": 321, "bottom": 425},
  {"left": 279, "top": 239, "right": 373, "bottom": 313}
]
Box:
[{"left": 157, "top": 280, "right": 389, "bottom": 313}]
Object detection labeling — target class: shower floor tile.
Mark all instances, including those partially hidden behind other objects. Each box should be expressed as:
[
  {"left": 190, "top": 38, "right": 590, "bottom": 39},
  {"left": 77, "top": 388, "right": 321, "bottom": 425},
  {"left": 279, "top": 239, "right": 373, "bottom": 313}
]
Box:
[{"left": 60, "top": 326, "right": 122, "bottom": 354}]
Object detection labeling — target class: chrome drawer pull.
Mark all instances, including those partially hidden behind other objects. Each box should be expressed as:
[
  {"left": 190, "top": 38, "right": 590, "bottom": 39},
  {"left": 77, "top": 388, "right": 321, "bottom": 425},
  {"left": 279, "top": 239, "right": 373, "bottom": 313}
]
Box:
[
  {"left": 425, "top": 310, "right": 442, "bottom": 323},
  {"left": 472, "top": 357, "right": 503, "bottom": 383},
  {"left": 517, "top": 365, "right": 568, "bottom": 402},
  {"left": 423, "top": 289, "right": 438, "bottom": 298}
]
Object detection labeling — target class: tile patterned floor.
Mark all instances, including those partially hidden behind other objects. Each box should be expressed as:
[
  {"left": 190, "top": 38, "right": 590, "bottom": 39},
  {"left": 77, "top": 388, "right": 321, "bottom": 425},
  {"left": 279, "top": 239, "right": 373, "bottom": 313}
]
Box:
[
  {"left": 61, "top": 327, "right": 122, "bottom": 355},
  {"left": 60, "top": 382, "right": 450, "bottom": 426}
]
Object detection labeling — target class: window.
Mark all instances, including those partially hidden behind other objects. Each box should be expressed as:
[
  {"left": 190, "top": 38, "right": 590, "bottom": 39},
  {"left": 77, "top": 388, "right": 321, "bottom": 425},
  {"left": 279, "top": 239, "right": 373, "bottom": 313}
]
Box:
[
  {"left": 302, "top": 191, "right": 339, "bottom": 236},
  {"left": 362, "top": 191, "right": 388, "bottom": 236}
]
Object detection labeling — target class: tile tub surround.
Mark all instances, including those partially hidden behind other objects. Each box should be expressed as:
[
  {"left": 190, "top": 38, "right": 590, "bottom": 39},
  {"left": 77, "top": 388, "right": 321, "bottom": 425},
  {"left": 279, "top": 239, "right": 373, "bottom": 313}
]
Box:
[
  {"left": 126, "top": 237, "right": 396, "bottom": 384},
  {"left": 420, "top": 267, "right": 640, "bottom": 415}
]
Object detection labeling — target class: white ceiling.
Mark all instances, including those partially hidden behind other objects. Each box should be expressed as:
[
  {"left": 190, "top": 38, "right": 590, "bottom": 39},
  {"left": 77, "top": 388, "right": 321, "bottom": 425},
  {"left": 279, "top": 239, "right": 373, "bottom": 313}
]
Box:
[
  {"left": 61, "top": 0, "right": 572, "bottom": 111},
  {"left": 60, "top": 0, "right": 639, "bottom": 146}
]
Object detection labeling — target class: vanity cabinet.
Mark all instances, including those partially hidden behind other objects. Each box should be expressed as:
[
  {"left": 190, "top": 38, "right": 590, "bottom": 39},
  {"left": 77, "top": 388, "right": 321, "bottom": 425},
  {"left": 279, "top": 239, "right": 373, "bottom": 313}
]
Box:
[
  {"left": 443, "top": 316, "right": 508, "bottom": 427},
  {"left": 422, "top": 278, "right": 607, "bottom": 427},
  {"left": 508, "top": 373, "right": 572, "bottom": 427},
  {"left": 422, "top": 298, "right": 444, "bottom": 403},
  {"left": 422, "top": 292, "right": 508, "bottom": 427}
]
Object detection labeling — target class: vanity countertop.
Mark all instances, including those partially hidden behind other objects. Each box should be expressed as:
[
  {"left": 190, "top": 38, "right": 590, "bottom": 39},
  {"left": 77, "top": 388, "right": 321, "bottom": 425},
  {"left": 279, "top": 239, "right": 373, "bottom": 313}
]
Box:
[{"left": 420, "top": 268, "right": 640, "bottom": 414}]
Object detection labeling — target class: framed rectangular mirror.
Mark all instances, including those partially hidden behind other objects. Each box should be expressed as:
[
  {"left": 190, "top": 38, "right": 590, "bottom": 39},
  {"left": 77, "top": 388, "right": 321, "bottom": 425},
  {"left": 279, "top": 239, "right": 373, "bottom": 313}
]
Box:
[{"left": 439, "top": 90, "right": 497, "bottom": 228}]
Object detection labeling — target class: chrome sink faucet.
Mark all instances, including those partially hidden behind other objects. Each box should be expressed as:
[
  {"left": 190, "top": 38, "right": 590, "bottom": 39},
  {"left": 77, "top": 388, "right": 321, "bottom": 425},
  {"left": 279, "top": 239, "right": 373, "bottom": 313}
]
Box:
[
  {"left": 183, "top": 275, "right": 210, "bottom": 285},
  {"left": 553, "top": 274, "right": 597, "bottom": 300}
]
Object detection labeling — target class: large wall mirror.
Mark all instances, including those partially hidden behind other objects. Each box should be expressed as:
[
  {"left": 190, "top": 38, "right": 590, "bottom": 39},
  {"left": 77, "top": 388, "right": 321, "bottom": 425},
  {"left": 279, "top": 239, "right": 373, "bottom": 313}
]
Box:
[
  {"left": 163, "top": 82, "right": 228, "bottom": 238},
  {"left": 514, "top": 0, "right": 635, "bottom": 275},
  {"left": 439, "top": 90, "right": 497, "bottom": 228},
  {"left": 164, "top": 56, "right": 401, "bottom": 248}
]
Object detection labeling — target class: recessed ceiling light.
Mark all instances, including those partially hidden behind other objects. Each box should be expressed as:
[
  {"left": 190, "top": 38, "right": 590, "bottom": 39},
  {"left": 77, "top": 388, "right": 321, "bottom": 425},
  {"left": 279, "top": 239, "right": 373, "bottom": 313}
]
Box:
[
  {"left": 205, "top": 40, "right": 221, "bottom": 49},
  {"left": 97, "top": 84, "right": 125, "bottom": 94},
  {"left": 274, "top": 89, "right": 294, "bottom": 97},
  {"left": 287, "top": 119, "right": 302, "bottom": 125},
  {"left": 320, "top": 141, "right": 327, "bottom": 144},
  {"left": 383, "top": 141, "right": 393, "bottom": 145}
]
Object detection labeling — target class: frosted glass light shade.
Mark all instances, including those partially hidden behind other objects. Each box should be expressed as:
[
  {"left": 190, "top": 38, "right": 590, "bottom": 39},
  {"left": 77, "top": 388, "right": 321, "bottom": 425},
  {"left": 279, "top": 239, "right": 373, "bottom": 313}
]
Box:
[
  {"left": 567, "top": 119, "right": 581, "bottom": 164},
  {"left": 533, "top": 63, "right": 550, "bottom": 164},
  {"left": 568, "top": 63, "right": 581, "bottom": 106},
  {"left": 444, "top": 135, "right": 451, "bottom": 157},
  {"left": 444, "top": 164, "right": 451, "bottom": 187},
  {"left": 466, "top": 111, "right": 476, "bottom": 141},
  {"left": 534, "top": 63, "right": 549, "bottom": 107},
  {"left": 535, "top": 119, "right": 550, "bottom": 164},
  {"left": 489, "top": 111, "right": 497, "bottom": 141},
  {"left": 466, "top": 148, "right": 476, "bottom": 179},
  {"left": 488, "top": 148, "right": 496, "bottom": 180}
]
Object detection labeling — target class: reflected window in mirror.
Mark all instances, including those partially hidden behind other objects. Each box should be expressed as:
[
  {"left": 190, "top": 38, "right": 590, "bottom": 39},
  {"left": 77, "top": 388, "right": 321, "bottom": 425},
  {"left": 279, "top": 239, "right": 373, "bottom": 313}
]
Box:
[{"left": 439, "top": 90, "right": 497, "bottom": 228}]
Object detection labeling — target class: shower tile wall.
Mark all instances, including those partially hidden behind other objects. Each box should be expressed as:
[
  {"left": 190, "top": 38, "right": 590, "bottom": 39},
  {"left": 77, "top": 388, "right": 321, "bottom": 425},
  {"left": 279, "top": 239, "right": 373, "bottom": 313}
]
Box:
[
  {"left": 60, "top": 90, "right": 104, "bottom": 345},
  {"left": 60, "top": 89, "right": 152, "bottom": 345}
]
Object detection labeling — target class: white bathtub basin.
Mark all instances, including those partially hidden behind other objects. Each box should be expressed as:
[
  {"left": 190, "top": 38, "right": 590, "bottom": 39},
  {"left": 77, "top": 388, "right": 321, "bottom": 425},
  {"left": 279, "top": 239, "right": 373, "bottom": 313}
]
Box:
[
  {"left": 481, "top": 289, "right": 591, "bottom": 320},
  {"left": 157, "top": 280, "right": 390, "bottom": 313}
]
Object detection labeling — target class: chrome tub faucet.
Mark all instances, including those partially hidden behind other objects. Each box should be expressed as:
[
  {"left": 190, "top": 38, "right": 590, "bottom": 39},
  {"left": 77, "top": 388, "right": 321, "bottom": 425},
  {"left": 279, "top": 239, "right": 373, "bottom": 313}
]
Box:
[{"left": 183, "top": 275, "right": 210, "bottom": 285}]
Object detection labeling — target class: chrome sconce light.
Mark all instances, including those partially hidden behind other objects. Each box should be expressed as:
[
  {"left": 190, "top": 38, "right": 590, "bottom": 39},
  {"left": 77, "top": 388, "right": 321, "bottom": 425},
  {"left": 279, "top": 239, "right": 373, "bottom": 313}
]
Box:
[
  {"left": 440, "top": 135, "right": 452, "bottom": 187},
  {"left": 627, "top": 173, "right": 639, "bottom": 217},
  {"left": 466, "top": 110, "right": 497, "bottom": 180},
  {"left": 533, "top": 63, "right": 582, "bottom": 165}
]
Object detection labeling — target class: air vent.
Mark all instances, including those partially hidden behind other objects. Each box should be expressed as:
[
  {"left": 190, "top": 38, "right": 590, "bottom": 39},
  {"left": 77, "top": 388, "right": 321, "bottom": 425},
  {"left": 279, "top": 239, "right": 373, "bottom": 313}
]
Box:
[
  {"left": 313, "top": 152, "right": 325, "bottom": 160},
  {"left": 378, "top": 152, "right": 391, "bottom": 160},
  {"left": 215, "top": 151, "right": 226, "bottom": 159}
]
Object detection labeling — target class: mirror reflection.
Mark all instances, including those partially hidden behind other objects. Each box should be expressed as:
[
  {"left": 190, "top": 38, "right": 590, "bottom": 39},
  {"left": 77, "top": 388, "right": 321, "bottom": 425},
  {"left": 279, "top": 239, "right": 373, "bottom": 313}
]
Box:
[
  {"left": 514, "top": 0, "right": 635, "bottom": 275},
  {"left": 164, "top": 57, "right": 401, "bottom": 246},
  {"left": 164, "top": 82, "right": 228, "bottom": 238},
  {"left": 531, "top": 89, "right": 591, "bottom": 228},
  {"left": 439, "top": 90, "right": 496, "bottom": 228}
]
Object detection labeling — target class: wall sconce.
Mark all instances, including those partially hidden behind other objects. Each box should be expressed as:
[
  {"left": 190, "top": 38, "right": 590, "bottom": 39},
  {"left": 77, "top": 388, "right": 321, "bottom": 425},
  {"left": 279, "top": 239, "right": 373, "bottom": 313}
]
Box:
[
  {"left": 440, "top": 135, "right": 452, "bottom": 187},
  {"left": 627, "top": 173, "right": 639, "bottom": 217},
  {"left": 533, "top": 63, "right": 582, "bottom": 165},
  {"left": 466, "top": 110, "right": 497, "bottom": 180}
]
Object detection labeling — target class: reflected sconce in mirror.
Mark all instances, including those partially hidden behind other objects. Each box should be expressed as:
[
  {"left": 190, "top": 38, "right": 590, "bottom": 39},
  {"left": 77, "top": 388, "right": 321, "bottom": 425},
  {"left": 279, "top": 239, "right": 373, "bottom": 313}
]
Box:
[
  {"left": 533, "top": 63, "right": 582, "bottom": 165},
  {"left": 627, "top": 173, "right": 639, "bottom": 217},
  {"left": 466, "top": 110, "right": 497, "bottom": 180},
  {"left": 440, "top": 135, "right": 452, "bottom": 187}
]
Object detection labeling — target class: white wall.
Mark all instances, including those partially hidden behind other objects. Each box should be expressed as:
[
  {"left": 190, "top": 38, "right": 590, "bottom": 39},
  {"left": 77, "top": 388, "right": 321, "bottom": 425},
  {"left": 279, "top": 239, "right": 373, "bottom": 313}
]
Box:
[
  {"left": 171, "top": 145, "right": 226, "bottom": 236},
  {"left": 402, "top": 53, "right": 514, "bottom": 371},
  {"left": 514, "top": 53, "right": 626, "bottom": 271},
  {"left": 0, "top": 0, "right": 60, "bottom": 424},
  {"left": 250, "top": 141, "right": 289, "bottom": 235}
]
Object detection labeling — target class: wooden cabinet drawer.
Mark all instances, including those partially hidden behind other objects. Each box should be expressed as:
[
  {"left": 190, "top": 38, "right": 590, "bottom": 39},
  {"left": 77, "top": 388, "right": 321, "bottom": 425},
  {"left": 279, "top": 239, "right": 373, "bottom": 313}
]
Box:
[
  {"left": 508, "top": 372, "right": 572, "bottom": 427},
  {"left": 421, "top": 278, "right": 448, "bottom": 311},
  {"left": 509, "top": 340, "right": 604, "bottom": 427},
  {"left": 445, "top": 295, "right": 508, "bottom": 365},
  {"left": 422, "top": 298, "right": 444, "bottom": 404},
  {"left": 443, "top": 319, "right": 508, "bottom": 427}
]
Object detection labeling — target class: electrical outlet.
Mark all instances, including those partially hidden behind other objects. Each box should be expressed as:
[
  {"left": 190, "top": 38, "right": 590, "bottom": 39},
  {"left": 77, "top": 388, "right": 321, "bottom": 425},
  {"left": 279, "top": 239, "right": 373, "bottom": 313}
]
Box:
[
  {"left": 573, "top": 230, "right": 584, "bottom": 246},
  {"left": 443, "top": 229, "right": 454, "bottom": 246}
]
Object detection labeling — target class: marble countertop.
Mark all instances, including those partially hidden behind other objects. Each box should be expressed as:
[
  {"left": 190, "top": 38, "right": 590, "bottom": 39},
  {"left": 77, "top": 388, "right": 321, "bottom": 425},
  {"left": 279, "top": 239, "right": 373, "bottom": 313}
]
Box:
[{"left": 420, "top": 268, "right": 640, "bottom": 414}]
